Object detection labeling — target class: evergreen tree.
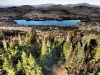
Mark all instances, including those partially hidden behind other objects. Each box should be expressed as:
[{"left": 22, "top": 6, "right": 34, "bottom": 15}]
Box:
[
  {"left": 8, "top": 40, "right": 18, "bottom": 57},
  {"left": 17, "top": 60, "right": 22, "bottom": 71},
  {"left": 36, "top": 65, "right": 43, "bottom": 75},
  {"left": 8, "top": 68, "right": 16, "bottom": 75},
  {"left": 18, "top": 33, "right": 22, "bottom": 45},
  {"left": 26, "top": 53, "right": 35, "bottom": 75},
  {"left": 3, "top": 38, "right": 7, "bottom": 50},
  {"left": 40, "top": 37, "right": 48, "bottom": 59},
  {"left": 21, "top": 51, "right": 27, "bottom": 67},
  {"left": 3, "top": 57, "right": 14, "bottom": 74},
  {"left": 63, "top": 40, "right": 71, "bottom": 63},
  {"left": 95, "top": 38, "right": 100, "bottom": 61}
]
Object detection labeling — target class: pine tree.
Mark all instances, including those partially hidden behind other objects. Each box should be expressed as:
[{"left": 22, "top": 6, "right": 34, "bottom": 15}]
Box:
[
  {"left": 18, "top": 33, "right": 22, "bottom": 45},
  {"left": 76, "top": 42, "right": 85, "bottom": 63},
  {"left": 8, "top": 68, "right": 16, "bottom": 75},
  {"left": 95, "top": 38, "right": 100, "bottom": 61},
  {"left": 3, "top": 58, "right": 10, "bottom": 71},
  {"left": 63, "top": 40, "right": 76, "bottom": 75},
  {"left": 21, "top": 51, "right": 27, "bottom": 74},
  {"left": 40, "top": 37, "right": 48, "bottom": 59},
  {"left": 3, "top": 57, "right": 14, "bottom": 74},
  {"left": 0, "top": 49, "right": 4, "bottom": 64},
  {"left": 3, "top": 38, "right": 7, "bottom": 50},
  {"left": 28, "top": 53, "right": 35, "bottom": 67},
  {"left": 26, "top": 53, "right": 35, "bottom": 75},
  {"left": 63, "top": 40, "right": 71, "bottom": 63},
  {"left": 17, "top": 60, "right": 22, "bottom": 71},
  {"left": 8, "top": 40, "right": 18, "bottom": 57},
  {"left": 36, "top": 65, "right": 43, "bottom": 75},
  {"left": 0, "top": 32, "right": 4, "bottom": 40},
  {"left": 21, "top": 51, "right": 27, "bottom": 66},
  {"left": 25, "top": 34, "right": 32, "bottom": 45}
]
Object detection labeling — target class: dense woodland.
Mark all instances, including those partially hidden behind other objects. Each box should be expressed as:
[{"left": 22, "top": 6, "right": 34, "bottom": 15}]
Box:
[
  {"left": 0, "top": 28, "right": 100, "bottom": 75},
  {"left": 0, "top": 3, "right": 100, "bottom": 75}
]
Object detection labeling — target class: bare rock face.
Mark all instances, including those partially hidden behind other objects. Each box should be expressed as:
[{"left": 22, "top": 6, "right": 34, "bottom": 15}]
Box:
[
  {"left": 53, "top": 65, "right": 68, "bottom": 75},
  {"left": 60, "top": 69, "right": 68, "bottom": 75},
  {"left": 52, "top": 61, "right": 68, "bottom": 75}
]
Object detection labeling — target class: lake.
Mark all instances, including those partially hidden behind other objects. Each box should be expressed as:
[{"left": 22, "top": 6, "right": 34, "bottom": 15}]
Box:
[{"left": 15, "top": 20, "right": 80, "bottom": 26}]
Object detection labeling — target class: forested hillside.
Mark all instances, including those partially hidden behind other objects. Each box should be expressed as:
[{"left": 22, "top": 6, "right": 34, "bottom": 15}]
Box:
[{"left": 0, "top": 28, "right": 100, "bottom": 75}]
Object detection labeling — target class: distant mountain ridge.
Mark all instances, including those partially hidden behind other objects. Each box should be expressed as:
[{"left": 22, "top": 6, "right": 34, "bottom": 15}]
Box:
[
  {"left": 0, "top": 3, "right": 100, "bottom": 21},
  {"left": 0, "top": 3, "right": 100, "bottom": 8},
  {"left": 67, "top": 3, "right": 100, "bottom": 7}
]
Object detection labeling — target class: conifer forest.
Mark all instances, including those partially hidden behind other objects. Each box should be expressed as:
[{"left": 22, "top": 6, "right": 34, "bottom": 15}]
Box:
[{"left": 0, "top": 26, "right": 100, "bottom": 75}]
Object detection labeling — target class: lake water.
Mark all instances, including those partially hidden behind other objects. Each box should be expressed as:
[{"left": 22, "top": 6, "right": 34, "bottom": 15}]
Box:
[{"left": 15, "top": 20, "right": 80, "bottom": 26}]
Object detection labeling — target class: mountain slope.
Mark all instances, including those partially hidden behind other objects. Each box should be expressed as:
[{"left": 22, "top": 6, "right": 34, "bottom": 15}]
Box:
[{"left": 0, "top": 3, "right": 100, "bottom": 21}]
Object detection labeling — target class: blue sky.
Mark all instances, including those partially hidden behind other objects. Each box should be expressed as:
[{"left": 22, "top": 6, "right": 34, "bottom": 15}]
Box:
[{"left": 0, "top": 0, "right": 100, "bottom": 6}]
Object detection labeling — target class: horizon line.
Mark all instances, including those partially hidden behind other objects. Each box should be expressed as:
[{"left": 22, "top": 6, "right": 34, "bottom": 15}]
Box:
[{"left": 0, "top": 3, "right": 100, "bottom": 7}]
